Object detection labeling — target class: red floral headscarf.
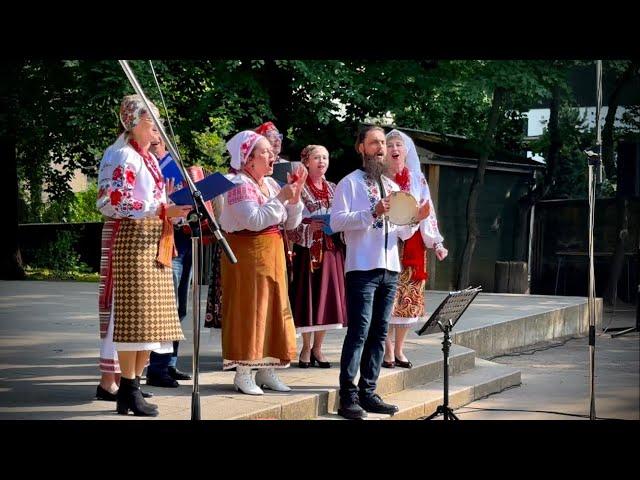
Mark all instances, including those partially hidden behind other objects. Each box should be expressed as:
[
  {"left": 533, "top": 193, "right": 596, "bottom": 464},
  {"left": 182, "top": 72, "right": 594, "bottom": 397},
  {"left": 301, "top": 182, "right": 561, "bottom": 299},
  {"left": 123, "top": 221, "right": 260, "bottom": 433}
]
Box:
[{"left": 255, "top": 121, "right": 278, "bottom": 136}]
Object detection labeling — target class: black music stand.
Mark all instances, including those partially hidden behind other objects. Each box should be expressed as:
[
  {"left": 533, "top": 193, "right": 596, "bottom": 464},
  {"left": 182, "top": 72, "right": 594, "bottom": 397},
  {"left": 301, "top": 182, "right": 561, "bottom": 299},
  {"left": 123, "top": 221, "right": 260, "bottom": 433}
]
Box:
[{"left": 416, "top": 287, "right": 482, "bottom": 420}]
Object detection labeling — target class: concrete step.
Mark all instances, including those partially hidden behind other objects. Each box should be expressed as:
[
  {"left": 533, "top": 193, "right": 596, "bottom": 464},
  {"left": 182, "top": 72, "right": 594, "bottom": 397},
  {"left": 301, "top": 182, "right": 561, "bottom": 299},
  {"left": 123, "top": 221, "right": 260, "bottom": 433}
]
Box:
[
  {"left": 141, "top": 339, "right": 477, "bottom": 420},
  {"left": 317, "top": 358, "right": 521, "bottom": 420},
  {"left": 448, "top": 295, "right": 602, "bottom": 358},
  {"left": 225, "top": 339, "right": 477, "bottom": 420}
]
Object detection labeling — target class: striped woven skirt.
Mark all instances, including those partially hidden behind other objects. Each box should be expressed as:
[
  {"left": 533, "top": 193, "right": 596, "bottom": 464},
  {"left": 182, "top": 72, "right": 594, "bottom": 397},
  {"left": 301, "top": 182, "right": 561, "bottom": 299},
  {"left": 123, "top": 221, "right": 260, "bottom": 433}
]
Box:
[{"left": 98, "top": 219, "right": 120, "bottom": 373}]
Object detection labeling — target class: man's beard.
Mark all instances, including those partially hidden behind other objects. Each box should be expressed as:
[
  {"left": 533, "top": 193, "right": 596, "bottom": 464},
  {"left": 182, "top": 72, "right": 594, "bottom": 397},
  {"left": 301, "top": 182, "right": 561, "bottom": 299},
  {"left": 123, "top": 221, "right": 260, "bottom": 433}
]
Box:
[{"left": 363, "top": 154, "right": 386, "bottom": 180}]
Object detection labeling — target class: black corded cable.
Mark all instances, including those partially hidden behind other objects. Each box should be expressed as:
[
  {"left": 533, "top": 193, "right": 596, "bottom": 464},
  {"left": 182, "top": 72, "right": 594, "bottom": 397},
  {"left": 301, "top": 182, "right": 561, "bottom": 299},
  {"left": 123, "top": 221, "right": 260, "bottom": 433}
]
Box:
[
  {"left": 487, "top": 336, "right": 580, "bottom": 360},
  {"left": 446, "top": 375, "right": 625, "bottom": 421},
  {"left": 452, "top": 406, "right": 623, "bottom": 421}
]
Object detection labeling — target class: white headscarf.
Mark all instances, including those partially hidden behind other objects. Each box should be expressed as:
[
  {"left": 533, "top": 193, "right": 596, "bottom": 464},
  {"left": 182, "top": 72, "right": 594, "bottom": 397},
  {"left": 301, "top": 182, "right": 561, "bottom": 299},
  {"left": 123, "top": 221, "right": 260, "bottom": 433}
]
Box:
[
  {"left": 226, "top": 130, "right": 266, "bottom": 171},
  {"left": 386, "top": 129, "right": 421, "bottom": 178}
]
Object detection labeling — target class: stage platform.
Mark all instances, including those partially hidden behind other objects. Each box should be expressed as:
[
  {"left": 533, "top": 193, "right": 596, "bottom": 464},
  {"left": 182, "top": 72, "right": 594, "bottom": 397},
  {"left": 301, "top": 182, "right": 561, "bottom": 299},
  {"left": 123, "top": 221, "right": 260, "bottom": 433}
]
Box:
[{"left": 0, "top": 281, "right": 602, "bottom": 420}]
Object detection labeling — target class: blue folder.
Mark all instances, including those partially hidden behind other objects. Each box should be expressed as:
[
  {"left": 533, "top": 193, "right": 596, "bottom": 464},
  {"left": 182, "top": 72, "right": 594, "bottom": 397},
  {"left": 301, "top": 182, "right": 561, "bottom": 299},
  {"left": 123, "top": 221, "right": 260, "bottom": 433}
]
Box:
[
  {"left": 169, "top": 172, "right": 236, "bottom": 206},
  {"left": 311, "top": 214, "right": 333, "bottom": 235},
  {"left": 159, "top": 154, "right": 185, "bottom": 186},
  {"left": 310, "top": 214, "right": 331, "bottom": 224}
]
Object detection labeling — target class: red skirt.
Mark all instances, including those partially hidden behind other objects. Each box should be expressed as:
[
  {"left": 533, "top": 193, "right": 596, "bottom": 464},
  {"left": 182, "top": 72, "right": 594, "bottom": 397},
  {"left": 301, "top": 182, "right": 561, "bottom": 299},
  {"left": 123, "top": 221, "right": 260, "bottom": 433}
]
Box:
[{"left": 289, "top": 236, "right": 347, "bottom": 333}]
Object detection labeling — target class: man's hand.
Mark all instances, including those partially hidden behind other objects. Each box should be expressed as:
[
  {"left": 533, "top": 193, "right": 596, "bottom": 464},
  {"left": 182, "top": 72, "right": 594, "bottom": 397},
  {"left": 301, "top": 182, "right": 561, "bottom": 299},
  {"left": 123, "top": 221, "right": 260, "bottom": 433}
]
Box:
[{"left": 375, "top": 196, "right": 391, "bottom": 217}]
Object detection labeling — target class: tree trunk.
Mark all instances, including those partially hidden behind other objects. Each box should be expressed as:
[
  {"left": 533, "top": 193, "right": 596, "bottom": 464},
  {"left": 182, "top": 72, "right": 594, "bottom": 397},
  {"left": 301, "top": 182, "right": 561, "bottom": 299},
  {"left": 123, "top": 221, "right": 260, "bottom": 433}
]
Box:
[
  {"left": 601, "top": 60, "right": 640, "bottom": 181},
  {"left": 515, "top": 83, "right": 563, "bottom": 262},
  {"left": 457, "top": 87, "right": 505, "bottom": 289},
  {"left": 604, "top": 197, "right": 629, "bottom": 305},
  {"left": 601, "top": 61, "right": 639, "bottom": 304},
  {"left": 1, "top": 61, "right": 25, "bottom": 279}
]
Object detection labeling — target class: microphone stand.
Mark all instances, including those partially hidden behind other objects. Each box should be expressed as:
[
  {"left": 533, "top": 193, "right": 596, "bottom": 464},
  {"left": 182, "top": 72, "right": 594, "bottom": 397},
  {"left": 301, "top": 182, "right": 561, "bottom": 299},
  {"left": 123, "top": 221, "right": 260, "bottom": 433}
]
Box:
[
  {"left": 118, "top": 60, "right": 238, "bottom": 420},
  {"left": 585, "top": 60, "right": 604, "bottom": 421}
]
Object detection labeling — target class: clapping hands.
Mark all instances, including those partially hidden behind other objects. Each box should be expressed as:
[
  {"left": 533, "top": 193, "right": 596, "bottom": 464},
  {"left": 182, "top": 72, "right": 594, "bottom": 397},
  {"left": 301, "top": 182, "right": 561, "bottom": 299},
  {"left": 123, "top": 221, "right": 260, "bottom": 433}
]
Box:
[
  {"left": 287, "top": 164, "right": 308, "bottom": 203},
  {"left": 277, "top": 164, "right": 308, "bottom": 204}
]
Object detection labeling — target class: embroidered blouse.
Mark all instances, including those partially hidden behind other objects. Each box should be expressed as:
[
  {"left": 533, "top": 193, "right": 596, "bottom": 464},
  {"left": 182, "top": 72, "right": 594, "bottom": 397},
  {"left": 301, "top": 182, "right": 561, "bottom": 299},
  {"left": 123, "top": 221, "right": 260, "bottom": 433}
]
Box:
[
  {"left": 330, "top": 169, "right": 417, "bottom": 273},
  {"left": 286, "top": 179, "right": 336, "bottom": 248},
  {"left": 219, "top": 173, "right": 303, "bottom": 232},
  {"left": 396, "top": 168, "right": 445, "bottom": 249},
  {"left": 96, "top": 135, "right": 166, "bottom": 219}
]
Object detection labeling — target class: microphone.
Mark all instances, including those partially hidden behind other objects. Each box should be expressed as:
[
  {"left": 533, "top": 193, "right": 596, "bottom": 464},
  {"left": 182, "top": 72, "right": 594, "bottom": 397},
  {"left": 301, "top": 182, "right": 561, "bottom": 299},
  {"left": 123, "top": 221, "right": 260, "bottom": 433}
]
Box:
[{"left": 584, "top": 147, "right": 604, "bottom": 185}]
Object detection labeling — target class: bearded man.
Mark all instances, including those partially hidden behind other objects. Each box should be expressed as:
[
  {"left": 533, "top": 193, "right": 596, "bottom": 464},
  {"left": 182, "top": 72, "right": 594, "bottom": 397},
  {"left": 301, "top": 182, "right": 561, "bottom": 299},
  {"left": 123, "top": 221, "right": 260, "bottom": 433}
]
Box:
[{"left": 329, "top": 125, "right": 431, "bottom": 420}]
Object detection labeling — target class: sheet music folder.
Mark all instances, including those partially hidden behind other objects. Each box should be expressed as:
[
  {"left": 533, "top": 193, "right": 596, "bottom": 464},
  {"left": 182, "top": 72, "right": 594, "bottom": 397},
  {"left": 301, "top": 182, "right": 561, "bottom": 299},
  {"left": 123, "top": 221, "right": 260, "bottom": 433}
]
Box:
[
  {"left": 271, "top": 162, "right": 293, "bottom": 185},
  {"left": 159, "top": 155, "right": 185, "bottom": 186},
  {"left": 169, "top": 172, "right": 236, "bottom": 206}
]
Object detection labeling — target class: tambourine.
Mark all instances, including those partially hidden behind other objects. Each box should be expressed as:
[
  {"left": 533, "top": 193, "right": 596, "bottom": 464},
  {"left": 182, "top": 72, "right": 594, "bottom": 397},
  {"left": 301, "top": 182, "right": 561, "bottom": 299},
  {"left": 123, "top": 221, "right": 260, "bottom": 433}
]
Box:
[{"left": 386, "top": 191, "right": 418, "bottom": 226}]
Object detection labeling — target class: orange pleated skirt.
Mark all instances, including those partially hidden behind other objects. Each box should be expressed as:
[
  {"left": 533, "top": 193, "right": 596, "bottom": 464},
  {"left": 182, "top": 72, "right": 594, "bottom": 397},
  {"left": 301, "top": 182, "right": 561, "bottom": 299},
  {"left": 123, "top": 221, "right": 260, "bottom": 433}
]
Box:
[{"left": 221, "top": 231, "right": 297, "bottom": 370}]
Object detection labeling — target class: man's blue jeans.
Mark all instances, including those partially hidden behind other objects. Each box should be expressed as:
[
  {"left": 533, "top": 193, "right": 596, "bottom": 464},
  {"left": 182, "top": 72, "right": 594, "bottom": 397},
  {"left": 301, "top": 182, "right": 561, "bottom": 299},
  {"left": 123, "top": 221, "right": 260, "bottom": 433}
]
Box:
[
  {"left": 147, "top": 230, "right": 192, "bottom": 377},
  {"left": 339, "top": 268, "right": 399, "bottom": 403}
]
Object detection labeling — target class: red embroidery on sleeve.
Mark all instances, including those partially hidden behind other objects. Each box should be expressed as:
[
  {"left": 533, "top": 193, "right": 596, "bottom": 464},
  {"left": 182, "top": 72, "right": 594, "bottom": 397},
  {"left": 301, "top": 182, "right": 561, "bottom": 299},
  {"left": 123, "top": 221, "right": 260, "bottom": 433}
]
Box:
[
  {"left": 112, "top": 166, "right": 123, "bottom": 181},
  {"left": 110, "top": 190, "right": 123, "bottom": 206},
  {"left": 227, "top": 184, "right": 259, "bottom": 205},
  {"left": 125, "top": 169, "right": 136, "bottom": 185}
]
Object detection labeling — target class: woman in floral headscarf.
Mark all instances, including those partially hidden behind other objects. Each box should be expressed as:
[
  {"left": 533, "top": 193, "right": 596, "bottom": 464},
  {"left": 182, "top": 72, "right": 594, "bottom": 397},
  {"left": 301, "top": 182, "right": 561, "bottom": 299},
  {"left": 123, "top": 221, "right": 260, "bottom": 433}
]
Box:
[
  {"left": 255, "top": 121, "right": 288, "bottom": 164},
  {"left": 382, "top": 129, "right": 448, "bottom": 370},
  {"left": 218, "top": 130, "right": 307, "bottom": 395},
  {"left": 286, "top": 145, "right": 347, "bottom": 369},
  {"left": 96, "top": 94, "right": 191, "bottom": 416}
]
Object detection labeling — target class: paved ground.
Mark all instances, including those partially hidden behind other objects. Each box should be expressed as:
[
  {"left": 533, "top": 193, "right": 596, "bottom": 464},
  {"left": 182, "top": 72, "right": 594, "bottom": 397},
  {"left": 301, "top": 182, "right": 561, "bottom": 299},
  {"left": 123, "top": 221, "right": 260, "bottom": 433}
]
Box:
[
  {"left": 0, "top": 281, "right": 637, "bottom": 420},
  {"left": 456, "top": 303, "right": 639, "bottom": 420}
]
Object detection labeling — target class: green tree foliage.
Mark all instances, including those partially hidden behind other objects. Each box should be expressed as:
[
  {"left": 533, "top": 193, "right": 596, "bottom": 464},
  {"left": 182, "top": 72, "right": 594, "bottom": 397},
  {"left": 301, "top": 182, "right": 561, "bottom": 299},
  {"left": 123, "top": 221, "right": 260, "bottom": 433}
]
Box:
[
  {"left": 529, "top": 106, "right": 595, "bottom": 198},
  {"left": 10, "top": 58, "right": 638, "bottom": 285},
  {"left": 28, "top": 231, "right": 91, "bottom": 273},
  {"left": 13, "top": 59, "right": 567, "bottom": 209}
]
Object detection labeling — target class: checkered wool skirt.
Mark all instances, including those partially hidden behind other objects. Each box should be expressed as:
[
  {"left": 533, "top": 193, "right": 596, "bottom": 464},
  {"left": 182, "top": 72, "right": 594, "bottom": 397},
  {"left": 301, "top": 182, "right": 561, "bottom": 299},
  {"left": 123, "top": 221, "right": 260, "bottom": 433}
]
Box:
[{"left": 112, "top": 217, "right": 185, "bottom": 344}]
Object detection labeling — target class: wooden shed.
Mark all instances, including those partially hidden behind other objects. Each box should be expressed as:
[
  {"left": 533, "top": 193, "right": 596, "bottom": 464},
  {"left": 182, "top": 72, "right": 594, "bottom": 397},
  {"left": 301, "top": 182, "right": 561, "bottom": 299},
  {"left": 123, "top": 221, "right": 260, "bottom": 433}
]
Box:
[{"left": 395, "top": 127, "right": 546, "bottom": 292}]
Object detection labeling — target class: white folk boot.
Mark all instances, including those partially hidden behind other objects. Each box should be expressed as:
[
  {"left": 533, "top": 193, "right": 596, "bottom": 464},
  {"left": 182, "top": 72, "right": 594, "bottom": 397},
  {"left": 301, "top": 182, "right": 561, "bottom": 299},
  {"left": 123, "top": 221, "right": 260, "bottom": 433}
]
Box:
[
  {"left": 255, "top": 368, "right": 291, "bottom": 392},
  {"left": 234, "top": 366, "right": 263, "bottom": 395}
]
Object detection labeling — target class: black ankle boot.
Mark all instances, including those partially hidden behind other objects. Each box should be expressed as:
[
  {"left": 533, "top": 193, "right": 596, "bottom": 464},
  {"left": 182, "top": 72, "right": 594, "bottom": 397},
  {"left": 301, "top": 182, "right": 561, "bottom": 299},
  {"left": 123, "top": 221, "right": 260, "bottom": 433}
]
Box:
[
  {"left": 134, "top": 376, "right": 158, "bottom": 409},
  {"left": 116, "top": 377, "right": 159, "bottom": 417},
  {"left": 135, "top": 376, "right": 154, "bottom": 399}
]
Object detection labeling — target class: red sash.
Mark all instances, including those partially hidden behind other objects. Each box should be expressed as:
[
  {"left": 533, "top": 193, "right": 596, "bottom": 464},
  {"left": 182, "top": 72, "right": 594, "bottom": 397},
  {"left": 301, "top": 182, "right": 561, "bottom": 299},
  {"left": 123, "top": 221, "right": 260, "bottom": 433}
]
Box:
[
  {"left": 402, "top": 230, "right": 428, "bottom": 282},
  {"left": 231, "top": 225, "right": 282, "bottom": 237}
]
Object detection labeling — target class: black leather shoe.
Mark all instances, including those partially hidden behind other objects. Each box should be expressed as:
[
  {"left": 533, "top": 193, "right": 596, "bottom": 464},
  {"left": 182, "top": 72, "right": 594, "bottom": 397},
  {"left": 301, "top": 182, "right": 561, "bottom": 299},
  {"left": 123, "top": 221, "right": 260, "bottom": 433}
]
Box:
[
  {"left": 96, "top": 385, "right": 117, "bottom": 401},
  {"left": 382, "top": 360, "right": 396, "bottom": 368},
  {"left": 359, "top": 394, "right": 399, "bottom": 415},
  {"left": 337, "top": 400, "right": 368, "bottom": 420},
  {"left": 298, "top": 357, "right": 311, "bottom": 368},
  {"left": 310, "top": 350, "right": 331, "bottom": 368},
  {"left": 146, "top": 374, "right": 179, "bottom": 388},
  {"left": 168, "top": 367, "right": 192, "bottom": 381},
  {"left": 394, "top": 357, "right": 413, "bottom": 369}
]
